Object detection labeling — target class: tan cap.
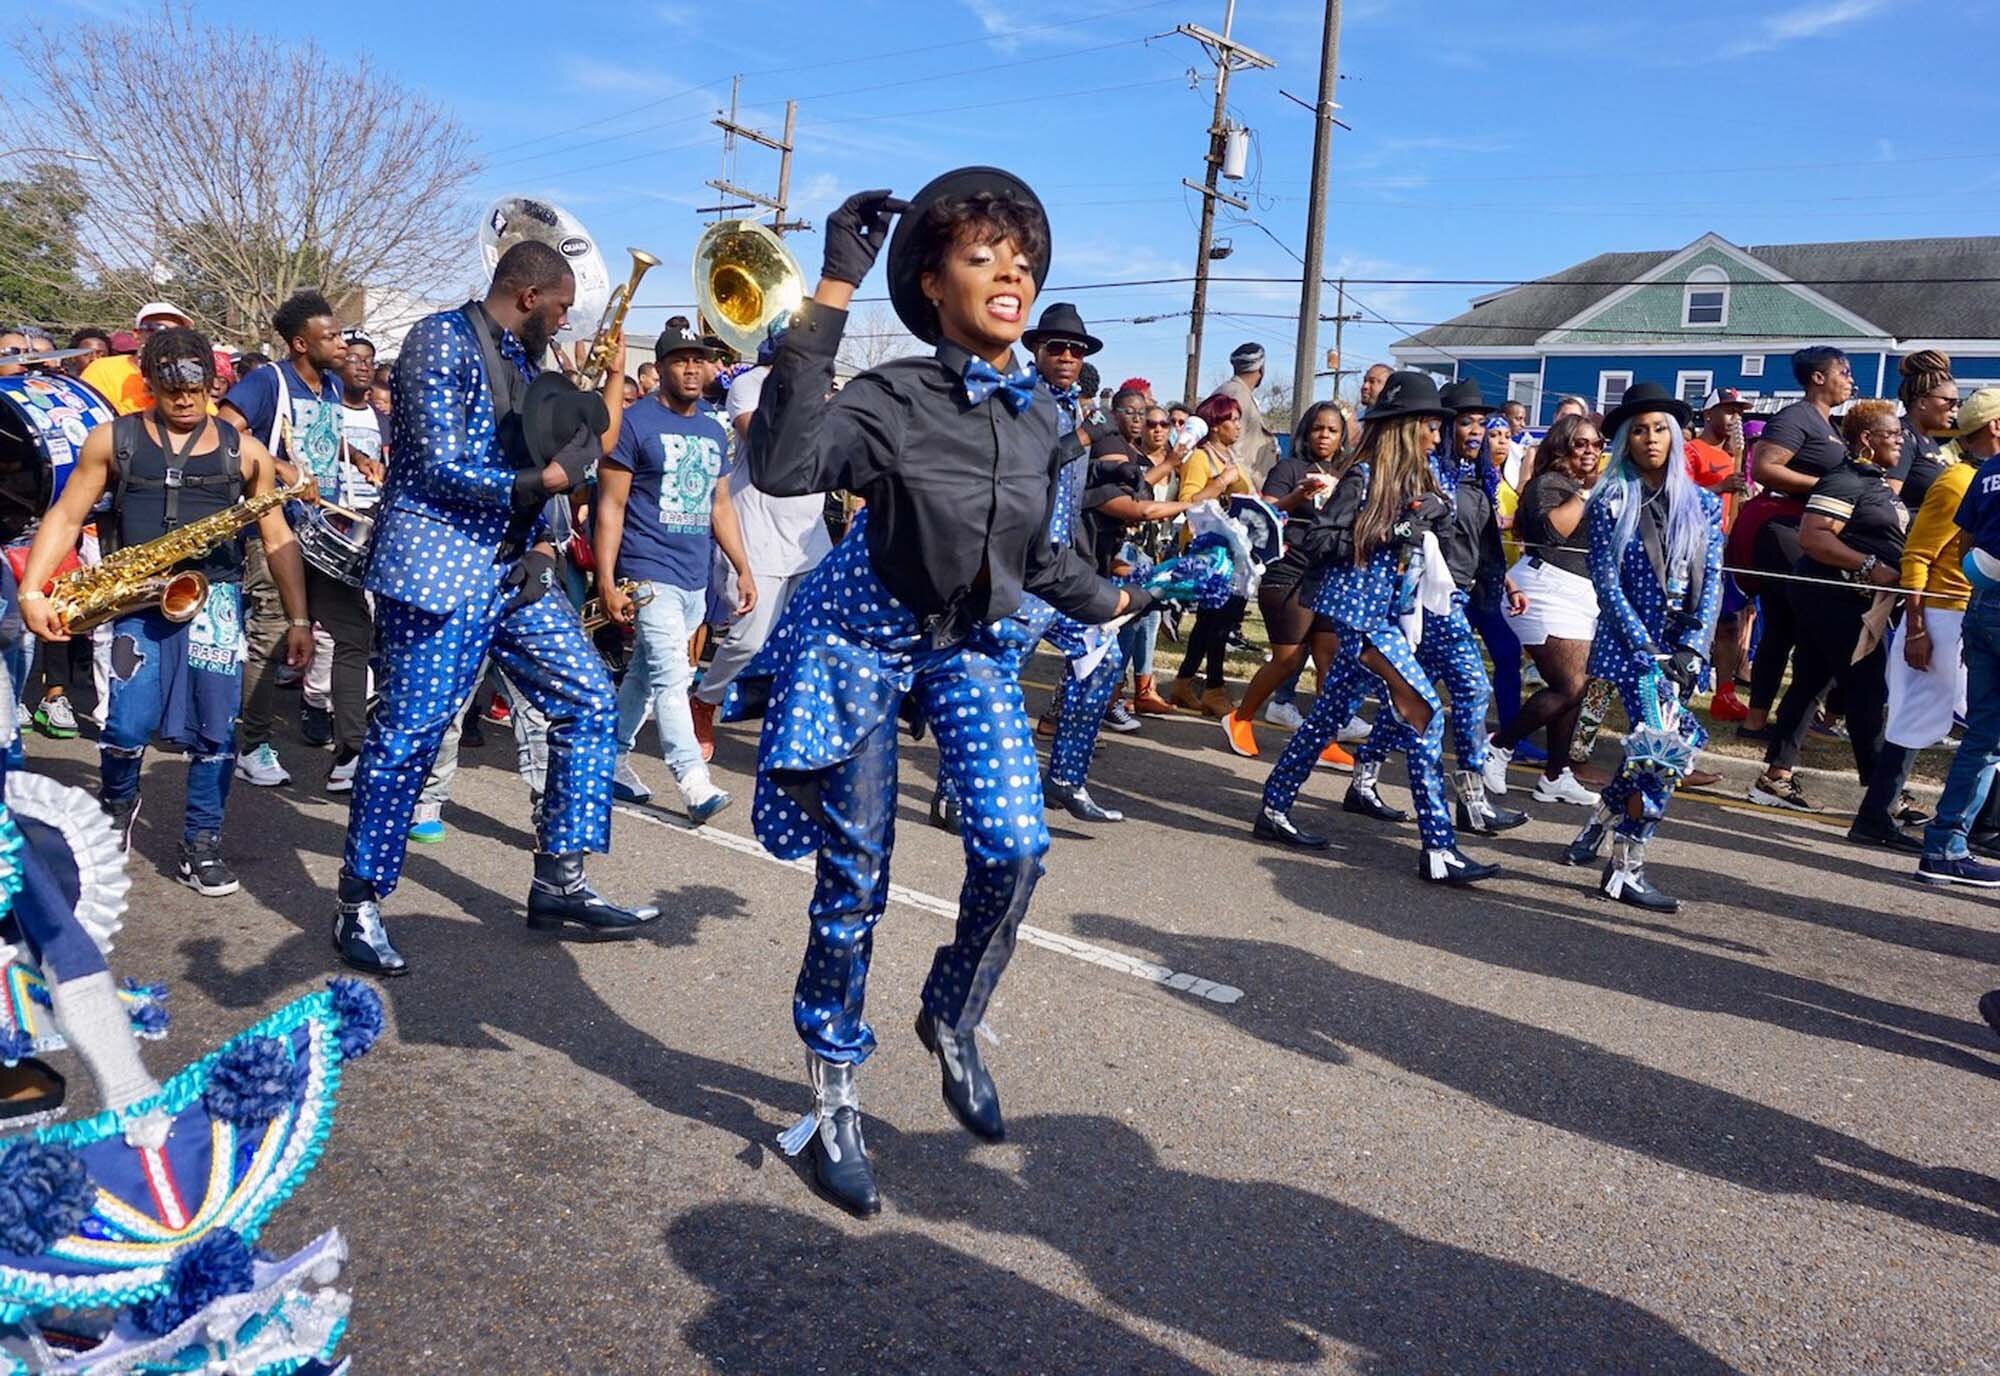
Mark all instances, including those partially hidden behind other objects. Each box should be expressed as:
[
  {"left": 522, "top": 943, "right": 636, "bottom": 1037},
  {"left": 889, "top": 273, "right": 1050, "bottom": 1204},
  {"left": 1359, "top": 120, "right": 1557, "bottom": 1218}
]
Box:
[{"left": 1949, "top": 387, "right": 2000, "bottom": 437}]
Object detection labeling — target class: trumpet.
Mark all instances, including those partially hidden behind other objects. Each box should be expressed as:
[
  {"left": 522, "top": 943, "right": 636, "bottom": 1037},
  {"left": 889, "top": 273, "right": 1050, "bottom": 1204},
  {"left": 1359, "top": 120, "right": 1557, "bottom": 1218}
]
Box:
[
  {"left": 580, "top": 578, "right": 655, "bottom": 632},
  {"left": 579, "top": 248, "right": 660, "bottom": 391}
]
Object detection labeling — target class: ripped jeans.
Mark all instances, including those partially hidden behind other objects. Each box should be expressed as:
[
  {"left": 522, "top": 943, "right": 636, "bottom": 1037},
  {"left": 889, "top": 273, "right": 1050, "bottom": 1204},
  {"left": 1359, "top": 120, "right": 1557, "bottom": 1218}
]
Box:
[{"left": 99, "top": 585, "right": 244, "bottom": 841}]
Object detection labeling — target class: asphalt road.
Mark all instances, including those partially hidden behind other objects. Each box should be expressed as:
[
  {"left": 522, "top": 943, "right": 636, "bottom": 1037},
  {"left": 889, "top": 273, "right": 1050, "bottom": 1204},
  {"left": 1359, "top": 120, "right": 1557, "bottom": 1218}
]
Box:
[{"left": 33, "top": 654, "right": 1999, "bottom": 1374}]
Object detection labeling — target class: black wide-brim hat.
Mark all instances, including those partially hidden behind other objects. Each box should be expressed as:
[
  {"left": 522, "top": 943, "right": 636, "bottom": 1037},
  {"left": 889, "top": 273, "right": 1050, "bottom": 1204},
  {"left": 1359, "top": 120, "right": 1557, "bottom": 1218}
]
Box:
[
  {"left": 1363, "top": 370, "right": 1453, "bottom": 423},
  {"left": 887, "top": 166, "right": 1050, "bottom": 346},
  {"left": 1602, "top": 380, "right": 1694, "bottom": 436},
  {"left": 1439, "top": 378, "right": 1494, "bottom": 416},
  {"left": 521, "top": 371, "right": 610, "bottom": 468},
  {"left": 1021, "top": 301, "right": 1102, "bottom": 356}
]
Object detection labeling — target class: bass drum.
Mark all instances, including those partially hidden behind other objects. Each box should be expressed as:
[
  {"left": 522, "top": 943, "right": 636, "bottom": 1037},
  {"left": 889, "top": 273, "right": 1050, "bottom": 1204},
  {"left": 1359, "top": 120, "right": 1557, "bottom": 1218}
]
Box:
[{"left": 0, "top": 373, "right": 114, "bottom": 542}]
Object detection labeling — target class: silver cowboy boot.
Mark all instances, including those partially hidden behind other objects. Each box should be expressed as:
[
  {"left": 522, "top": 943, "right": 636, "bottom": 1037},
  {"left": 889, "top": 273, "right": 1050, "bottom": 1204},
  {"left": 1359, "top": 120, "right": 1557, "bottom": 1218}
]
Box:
[
  {"left": 777, "top": 1054, "right": 879, "bottom": 1217},
  {"left": 1342, "top": 760, "right": 1410, "bottom": 823},
  {"left": 1563, "top": 802, "right": 1616, "bottom": 866},
  {"left": 1601, "top": 833, "right": 1679, "bottom": 912},
  {"left": 1453, "top": 769, "right": 1528, "bottom": 836}
]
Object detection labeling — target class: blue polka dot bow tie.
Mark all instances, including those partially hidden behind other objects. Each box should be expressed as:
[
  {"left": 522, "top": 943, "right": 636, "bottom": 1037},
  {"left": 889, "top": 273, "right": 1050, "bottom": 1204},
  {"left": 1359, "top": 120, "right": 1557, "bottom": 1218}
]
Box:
[{"left": 962, "top": 357, "right": 1040, "bottom": 415}]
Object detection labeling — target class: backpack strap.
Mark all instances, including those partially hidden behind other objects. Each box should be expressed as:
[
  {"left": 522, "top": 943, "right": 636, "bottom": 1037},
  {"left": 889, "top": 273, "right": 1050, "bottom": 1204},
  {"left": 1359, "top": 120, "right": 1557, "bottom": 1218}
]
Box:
[{"left": 102, "top": 414, "right": 142, "bottom": 556}]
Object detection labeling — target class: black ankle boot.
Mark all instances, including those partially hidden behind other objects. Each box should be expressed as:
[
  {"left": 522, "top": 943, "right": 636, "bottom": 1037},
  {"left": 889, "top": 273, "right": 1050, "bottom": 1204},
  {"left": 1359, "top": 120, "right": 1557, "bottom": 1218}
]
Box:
[
  {"left": 1253, "top": 806, "right": 1328, "bottom": 849},
  {"left": 777, "top": 1055, "right": 879, "bottom": 1218},
  {"left": 915, "top": 1009, "right": 1004, "bottom": 1141},
  {"left": 1418, "top": 845, "right": 1500, "bottom": 885},
  {"left": 1043, "top": 776, "right": 1123, "bottom": 823},
  {"left": 526, "top": 852, "right": 661, "bottom": 937},
  {"left": 929, "top": 782, "right": 962, "bottom": 835},
  {"left": 1563, "top": 807, "right": 1614, "bottom": 866},
  {"left": 333, "top": 873, "right": 408, "bottom": 977}
]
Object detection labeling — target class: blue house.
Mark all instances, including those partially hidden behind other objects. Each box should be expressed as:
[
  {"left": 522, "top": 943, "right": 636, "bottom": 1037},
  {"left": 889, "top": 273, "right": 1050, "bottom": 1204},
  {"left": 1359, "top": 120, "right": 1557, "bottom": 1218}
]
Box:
[{"left": 1391, "top": 232, "right": 2000, "bottom": 422}]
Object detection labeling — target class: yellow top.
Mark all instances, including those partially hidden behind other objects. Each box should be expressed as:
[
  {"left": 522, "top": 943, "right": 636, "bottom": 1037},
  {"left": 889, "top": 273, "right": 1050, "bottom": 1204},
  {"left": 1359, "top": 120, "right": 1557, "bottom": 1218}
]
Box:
[
  {"left": 1898, "top": 451, "right": 1972, "bottom": 613},
  {"left": 1176, "top": 443, "right": 1254, "bottom": 548}
]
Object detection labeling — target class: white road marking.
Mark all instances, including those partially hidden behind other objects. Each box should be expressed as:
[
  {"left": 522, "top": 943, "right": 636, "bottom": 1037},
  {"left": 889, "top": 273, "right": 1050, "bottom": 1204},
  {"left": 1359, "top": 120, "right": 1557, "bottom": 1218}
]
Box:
[{"left": 613, "top": 804, "right": 1244, "bottom": 1005}]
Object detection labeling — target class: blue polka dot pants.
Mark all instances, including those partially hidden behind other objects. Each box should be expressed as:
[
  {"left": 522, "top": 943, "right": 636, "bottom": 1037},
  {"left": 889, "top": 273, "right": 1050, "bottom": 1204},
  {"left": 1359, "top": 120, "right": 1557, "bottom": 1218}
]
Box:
[
  {"left": 1355, "top": 599, "right": 1491, "bottom": 774},
  {"left": 1261, "top": 651, "right": 1373, "bottom": 814},
  {"left": 345, "top": 580, "right": 616, "bottom": 897},
  {"left": 791, "top": 635, "right": 1049, "bottom": 1065},
  {"left": 1598, "top": 670, "right": 1697, "bottom": 842},
  {"left": 1263, "top": 625, "right": 1456, "bottom": 851},
  {"left": 1022, "top": 601, "right": 1127, "bottom": 791}
]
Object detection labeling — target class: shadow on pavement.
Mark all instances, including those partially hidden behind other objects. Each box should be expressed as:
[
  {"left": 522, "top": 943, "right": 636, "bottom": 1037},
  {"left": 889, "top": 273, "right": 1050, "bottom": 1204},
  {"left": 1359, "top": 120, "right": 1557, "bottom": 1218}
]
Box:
[
  {"left": 1075, "top": 911, "right": 2000, "bottom": 1247},
  {"left": 1257, "top": 851, "right": 2000, "bottom": 1076},
  {"left": 838, "top": 1114, "right": 1741, "bottom": 1374},
  {"left": 667, "top": 1201, "right": 1212, "bottom": 1375}
]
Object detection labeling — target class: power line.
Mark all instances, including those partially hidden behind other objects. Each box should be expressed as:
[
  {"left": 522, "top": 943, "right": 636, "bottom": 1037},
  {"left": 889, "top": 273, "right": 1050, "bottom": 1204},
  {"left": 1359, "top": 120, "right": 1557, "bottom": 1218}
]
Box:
[{"left": 476, "top": 0, "right": 1180, "bottom": 163}]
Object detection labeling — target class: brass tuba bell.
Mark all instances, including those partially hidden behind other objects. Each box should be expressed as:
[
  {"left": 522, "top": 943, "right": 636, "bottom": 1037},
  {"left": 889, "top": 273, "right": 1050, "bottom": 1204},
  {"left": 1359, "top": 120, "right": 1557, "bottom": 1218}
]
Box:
[{"left": 692, "top": 219, "right": 805, "bottom": 360}]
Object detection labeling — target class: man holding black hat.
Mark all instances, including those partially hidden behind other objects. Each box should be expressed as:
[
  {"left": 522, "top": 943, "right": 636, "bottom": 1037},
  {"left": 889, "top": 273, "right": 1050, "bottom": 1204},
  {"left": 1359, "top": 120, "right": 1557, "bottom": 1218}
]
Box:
[
  {"left": 332, "top": 239, "right": 658, "bottom": 976},
  {"left": 1213, "top": 341, "right": 1279, "bottom": 488},
  {"left": 594, "top": 323, "right": 754, "bottom": 822}
]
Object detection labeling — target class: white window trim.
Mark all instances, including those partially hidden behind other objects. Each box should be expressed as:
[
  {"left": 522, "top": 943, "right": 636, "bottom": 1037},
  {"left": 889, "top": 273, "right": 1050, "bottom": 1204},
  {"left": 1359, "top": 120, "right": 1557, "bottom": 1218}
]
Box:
[
  {"left": 1682, "top": 286, "right": 1729, "bottom": 328},
  {"left": 1675, "top": 370, "right": 1713, "bottom": 408},
  {"left": 1597, "top": 370, "right": 1634, "bottom": 413},
  {"left": 1741, "top": 354, "right": 1765, "bottom": 377},
  {"left": 1681, "top": 265, "right": 1730, "bottom": 329},
  {"left": 1506, "top": 373, "right": 1539, "bottom": 413}
]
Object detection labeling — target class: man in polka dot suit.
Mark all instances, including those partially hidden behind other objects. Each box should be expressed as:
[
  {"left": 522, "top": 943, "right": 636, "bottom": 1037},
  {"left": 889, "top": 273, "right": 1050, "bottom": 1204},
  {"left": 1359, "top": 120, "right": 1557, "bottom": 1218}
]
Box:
[{"left": 332, "top": 240, "right": 659, "bottom": 975}]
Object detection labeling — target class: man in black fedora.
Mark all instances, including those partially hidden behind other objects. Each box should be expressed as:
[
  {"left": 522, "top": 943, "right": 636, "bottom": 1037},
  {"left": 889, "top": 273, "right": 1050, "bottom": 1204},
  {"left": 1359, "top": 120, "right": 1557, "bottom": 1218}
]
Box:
[{"left": 333, "top": 239, "right": 659, "bottom": 976}]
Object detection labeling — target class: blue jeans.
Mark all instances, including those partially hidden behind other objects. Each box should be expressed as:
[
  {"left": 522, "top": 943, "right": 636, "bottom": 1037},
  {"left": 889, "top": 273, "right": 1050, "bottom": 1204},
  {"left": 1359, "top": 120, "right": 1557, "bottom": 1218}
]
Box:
[
  {"left": 100, "top": 588, "right": 243, "bottom": 841},
  {"left": 615, "top": 579, "right": 709, "bottom": 784},
  {"left": 1117, "top": 607, "right": 1158, "bottom": 682},
  {"left": 1924, "top": 588, "right": 2000, "bottom": 859}
]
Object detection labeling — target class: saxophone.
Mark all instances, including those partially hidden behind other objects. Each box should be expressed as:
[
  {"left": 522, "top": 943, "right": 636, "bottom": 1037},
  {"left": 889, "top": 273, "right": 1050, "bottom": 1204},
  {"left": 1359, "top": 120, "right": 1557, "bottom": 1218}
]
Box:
[
  {"left": 579, "top": 579, "right": 653, "bottom": 632},
  {"left": 49, "top": 478, "right": 313, "bottom": 632}
]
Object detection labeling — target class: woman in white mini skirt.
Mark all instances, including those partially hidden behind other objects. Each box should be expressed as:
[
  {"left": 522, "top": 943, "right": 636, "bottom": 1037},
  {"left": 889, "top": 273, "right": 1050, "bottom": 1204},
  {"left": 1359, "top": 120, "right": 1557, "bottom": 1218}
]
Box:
[{"left": 1484, "top": 413, "right": 1605, "bottom": 803}]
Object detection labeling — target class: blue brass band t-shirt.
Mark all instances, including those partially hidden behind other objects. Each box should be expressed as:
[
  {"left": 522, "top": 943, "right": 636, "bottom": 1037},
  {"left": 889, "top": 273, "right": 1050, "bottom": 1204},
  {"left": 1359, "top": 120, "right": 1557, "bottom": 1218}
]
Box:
[{"left": 606, "top": 395, "right": 731, "bottom": 590}]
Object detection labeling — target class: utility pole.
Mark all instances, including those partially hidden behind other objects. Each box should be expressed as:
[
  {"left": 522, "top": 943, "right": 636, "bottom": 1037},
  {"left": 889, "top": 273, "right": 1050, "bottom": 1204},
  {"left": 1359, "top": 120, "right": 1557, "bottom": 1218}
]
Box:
[
  {"left": 700, "top": 76, "right": 809, "bottom": 235},
  {"left": 1177, "top": 3, "right": 1273, "bottom": 405},
  {"left": 1290, "top": 0, "right": 1342, "bottom": 409}
]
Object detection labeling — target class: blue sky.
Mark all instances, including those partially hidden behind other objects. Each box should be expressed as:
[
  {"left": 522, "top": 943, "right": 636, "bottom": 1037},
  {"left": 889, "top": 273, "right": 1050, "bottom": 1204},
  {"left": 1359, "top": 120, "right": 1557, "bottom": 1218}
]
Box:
[{"left": 13, "top": 0, "right": 1996, "bottom": 401}]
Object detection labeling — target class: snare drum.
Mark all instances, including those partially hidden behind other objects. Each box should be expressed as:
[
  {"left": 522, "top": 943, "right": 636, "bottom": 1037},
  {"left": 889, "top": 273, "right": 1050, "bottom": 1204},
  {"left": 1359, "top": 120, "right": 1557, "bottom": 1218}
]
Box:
[{"left": 294, "top": 504, "right": 374, "bottom": 586}]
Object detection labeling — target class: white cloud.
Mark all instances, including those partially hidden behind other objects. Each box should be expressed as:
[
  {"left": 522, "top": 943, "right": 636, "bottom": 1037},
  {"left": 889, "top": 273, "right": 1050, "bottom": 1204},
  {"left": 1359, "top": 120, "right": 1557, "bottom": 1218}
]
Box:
[
  {"left": 652, "top": 2, "right": 696, "bottom": 24},
  {"left": 1722, "top": 0, "right": 1891, "bottom": 58}
]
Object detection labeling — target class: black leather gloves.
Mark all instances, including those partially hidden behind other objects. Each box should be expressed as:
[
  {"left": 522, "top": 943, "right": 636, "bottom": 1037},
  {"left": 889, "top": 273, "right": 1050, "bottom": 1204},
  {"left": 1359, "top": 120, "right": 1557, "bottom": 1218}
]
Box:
[{"left": 822, "top": 190, "right": 910, "bottom": 286}]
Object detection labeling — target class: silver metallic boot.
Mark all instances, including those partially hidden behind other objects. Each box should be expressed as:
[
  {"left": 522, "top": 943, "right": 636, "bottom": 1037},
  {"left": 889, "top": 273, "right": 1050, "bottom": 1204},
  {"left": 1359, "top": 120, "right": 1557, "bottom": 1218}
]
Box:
[
  {"left": 1453, "top": 769, "right": 1528, "bottom": 835},
  {"left": 777, "top": 1054, "right": 880, "bottom": 1217},
  {"left": 1601, "top": 833, "right": 1679, "bottom": 912},
  {"left": 1342, "top": 760, "right": 1410, "bottom": 823},
  {"left": 1563, "top": 802, "right": 1615, "bottom": 866}
]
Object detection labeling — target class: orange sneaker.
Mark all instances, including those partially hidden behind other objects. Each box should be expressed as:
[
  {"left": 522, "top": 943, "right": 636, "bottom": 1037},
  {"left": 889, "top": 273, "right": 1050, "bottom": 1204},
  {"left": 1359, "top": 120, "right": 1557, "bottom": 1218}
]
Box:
[
  {"left": 689, "top": 693, "right": 716, "bottom": 763},
  {"left": 1222, "top": 712, "right": 1258, "bottom": 758},
  {"left": 1316, "top": 740, "right": 1354, "bottom": 772}
]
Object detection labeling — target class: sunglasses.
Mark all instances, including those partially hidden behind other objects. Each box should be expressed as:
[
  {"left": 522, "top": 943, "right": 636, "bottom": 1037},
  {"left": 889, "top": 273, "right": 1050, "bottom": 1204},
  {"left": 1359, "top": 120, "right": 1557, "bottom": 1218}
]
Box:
[
  {"left": 1144, "top": 419, "right": 1171, "bottom": 427},
  {"left": 1041, "top": 340, "right": 1089, "bottom": 358},
  {"left": 1571, "top": 437, "right": 1604, "bottom": 451}
]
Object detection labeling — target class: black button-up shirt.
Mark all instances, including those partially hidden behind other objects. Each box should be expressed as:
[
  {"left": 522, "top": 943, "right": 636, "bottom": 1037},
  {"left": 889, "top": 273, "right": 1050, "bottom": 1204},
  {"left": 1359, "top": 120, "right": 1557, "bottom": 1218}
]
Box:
[{"left": 747, "top": 302, "right": 1122, "bottom": 640}]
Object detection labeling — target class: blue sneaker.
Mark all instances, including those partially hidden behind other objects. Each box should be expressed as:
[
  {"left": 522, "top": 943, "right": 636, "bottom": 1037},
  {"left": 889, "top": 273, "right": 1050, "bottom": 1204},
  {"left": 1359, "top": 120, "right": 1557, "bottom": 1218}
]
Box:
[
  {"left": 408, "top": 803, "right": 445, "bottom": 844},
  {"left": 1514, "top": 738, "right": 1549, "bottom": 766},
  {"left": 1915, "top": 853, "right": 2000, "bottom": 888}
]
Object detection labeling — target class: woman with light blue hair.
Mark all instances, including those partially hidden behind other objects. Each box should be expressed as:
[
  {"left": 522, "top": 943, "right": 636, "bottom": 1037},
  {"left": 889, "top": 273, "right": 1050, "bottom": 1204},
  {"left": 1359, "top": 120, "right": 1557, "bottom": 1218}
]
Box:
[{"left": 1560, "top": 382, "right": 1723, "bottom": 911}]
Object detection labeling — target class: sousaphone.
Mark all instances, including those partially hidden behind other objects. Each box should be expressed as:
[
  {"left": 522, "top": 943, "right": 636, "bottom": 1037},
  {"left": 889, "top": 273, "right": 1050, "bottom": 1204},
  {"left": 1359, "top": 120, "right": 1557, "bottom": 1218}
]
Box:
[{"left": 692, "top": 219, "right": 805, "bottom": 360}]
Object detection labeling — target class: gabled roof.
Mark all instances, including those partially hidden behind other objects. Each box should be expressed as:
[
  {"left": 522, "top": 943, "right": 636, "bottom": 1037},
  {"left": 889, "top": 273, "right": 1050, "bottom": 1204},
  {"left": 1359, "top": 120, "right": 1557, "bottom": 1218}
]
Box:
[{"left": 1396, "top": 235, "right": 2000, "bottom": 349}]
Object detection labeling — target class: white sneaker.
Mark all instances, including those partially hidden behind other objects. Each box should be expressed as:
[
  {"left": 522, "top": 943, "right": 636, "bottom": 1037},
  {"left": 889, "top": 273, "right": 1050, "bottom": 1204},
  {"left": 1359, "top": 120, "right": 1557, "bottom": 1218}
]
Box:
[
  {"left": 612, "top": 757, "right": 653, "bottom": 804},
  {"left": 1263, "top": 700, "right": 1306, "bottom": 730},
  {"left": 1533, "top": 768, "right": 1601, "bottom": 807},
  {"left": 235, "top": 743, "right": 291, "bottom": 787},
  {"left": 325, "top": 751, "right": 358, "bottom": 794},
  {"left": 679, "top": 768, "right": 733, "bottom": 826},
  {"left": 1337, "top": 714, "right": 1373, "bottom": 744},
  {"left": 1481, "top": 735, "right": 1511, "bottom": 796}
]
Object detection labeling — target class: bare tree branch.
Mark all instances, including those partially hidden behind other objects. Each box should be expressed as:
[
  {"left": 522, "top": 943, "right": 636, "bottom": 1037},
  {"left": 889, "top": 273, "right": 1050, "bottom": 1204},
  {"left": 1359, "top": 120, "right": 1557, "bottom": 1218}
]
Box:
[{"left": 3, "top": 1, "right": 481, "bottom": 346}]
